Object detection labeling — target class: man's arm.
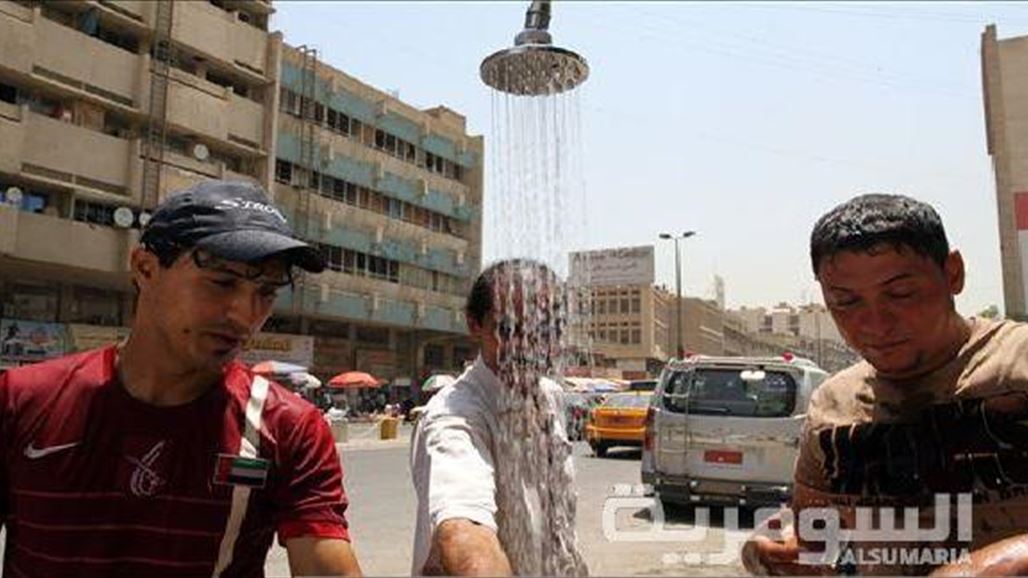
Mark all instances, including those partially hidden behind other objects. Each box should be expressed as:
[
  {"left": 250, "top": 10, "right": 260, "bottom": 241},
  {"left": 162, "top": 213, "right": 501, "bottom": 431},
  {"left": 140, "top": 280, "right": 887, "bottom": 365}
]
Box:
[
  {"left": 286, "top": 537, "right": 362, "bottom": 577},
  {"left": 931, "top": 534, "right": 1028, "bottom": 577},
  {"left": 434, "top": 519, "right": 511, "bottom": 576},
  {"left": 273, "top": 406, "right": 361, "bottom": 576},
  {"left": 411, "top": 405, "right": 503, "bottom": 576}
]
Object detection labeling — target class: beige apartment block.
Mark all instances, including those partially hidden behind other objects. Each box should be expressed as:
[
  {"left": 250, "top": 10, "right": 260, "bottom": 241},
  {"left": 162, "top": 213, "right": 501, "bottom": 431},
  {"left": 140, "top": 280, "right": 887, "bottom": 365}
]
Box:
[
  {"left": 0, "top": 0, "right": 277, "bottom": 368},
  {"left": 267, "top": 43, "right": 484, "bottom": 382},
  {"left": 0, "top": 1, "right": 484, "bottom": 387},
  {"left": 982, "top": 24, "right": 1028, "bottom": 320}
]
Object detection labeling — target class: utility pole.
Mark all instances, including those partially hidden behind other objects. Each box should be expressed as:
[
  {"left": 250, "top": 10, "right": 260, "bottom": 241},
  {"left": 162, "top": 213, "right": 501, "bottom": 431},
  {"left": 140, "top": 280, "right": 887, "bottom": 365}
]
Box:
[{"left": 659, "top": 231, "right": 696, "bottom": 358}]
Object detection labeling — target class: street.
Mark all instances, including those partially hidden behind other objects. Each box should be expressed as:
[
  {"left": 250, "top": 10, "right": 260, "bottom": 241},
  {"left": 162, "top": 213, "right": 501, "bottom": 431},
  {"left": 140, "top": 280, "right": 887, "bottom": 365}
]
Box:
[{"left": 265, "top": 430, "right": 751, "bottom": 576}]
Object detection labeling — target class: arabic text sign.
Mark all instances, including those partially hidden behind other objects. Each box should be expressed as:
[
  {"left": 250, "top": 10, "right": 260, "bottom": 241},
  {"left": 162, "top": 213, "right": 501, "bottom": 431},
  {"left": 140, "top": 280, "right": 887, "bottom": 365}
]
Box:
[
  {"left": 570, "top": 246, "right": 655, "bottom": 287},
  {"left": 239, "top": 332, "right": 314, "bottom": 367}
]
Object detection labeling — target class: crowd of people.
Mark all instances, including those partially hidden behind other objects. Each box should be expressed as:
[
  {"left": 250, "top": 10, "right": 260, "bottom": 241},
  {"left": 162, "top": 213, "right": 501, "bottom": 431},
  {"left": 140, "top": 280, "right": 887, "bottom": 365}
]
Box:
[{"left": 2, "top": 179, "right": 1027, "bottom": 577}]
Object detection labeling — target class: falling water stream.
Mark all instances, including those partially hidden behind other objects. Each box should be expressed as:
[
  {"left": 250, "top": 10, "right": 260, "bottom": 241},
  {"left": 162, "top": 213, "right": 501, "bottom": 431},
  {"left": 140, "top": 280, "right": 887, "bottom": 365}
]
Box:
[{"left": 481, "top": 10, "right": 592, "bottom": 575}]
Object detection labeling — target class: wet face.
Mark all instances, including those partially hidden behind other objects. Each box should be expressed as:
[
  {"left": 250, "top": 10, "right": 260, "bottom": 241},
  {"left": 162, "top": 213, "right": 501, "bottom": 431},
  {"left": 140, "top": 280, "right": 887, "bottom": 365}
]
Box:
[
  {"left": 468, "top": 270, "right": 565, "bottom": 375},
  {"left": 132, "top": 247, "right": 291, "bottom": 373},
  {"left": 817, "top": 243, "right": 965, "bottom": 379}
]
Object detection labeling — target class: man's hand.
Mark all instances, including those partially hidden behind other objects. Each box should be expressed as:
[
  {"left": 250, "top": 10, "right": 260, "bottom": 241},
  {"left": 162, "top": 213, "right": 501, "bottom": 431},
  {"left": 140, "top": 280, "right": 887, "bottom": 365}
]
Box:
[
  {"left": 742, "top": 519, "right": 816, "bottom": 576},
  {"left": 931, "top": 534, "right": 1028, "bottom": 577},
  {"left": 432, "top": 518, "right": 512, "bottom": 577},
  {"left": 285, "top": 536, "right": 362, "bottom": 577}
]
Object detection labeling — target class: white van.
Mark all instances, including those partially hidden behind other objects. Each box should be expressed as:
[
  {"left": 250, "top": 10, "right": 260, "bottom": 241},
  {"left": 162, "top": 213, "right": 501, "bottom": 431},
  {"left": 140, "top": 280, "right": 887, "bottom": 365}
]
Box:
[{"left": 641, "top": 354, "right": 828, "bottom": 508}]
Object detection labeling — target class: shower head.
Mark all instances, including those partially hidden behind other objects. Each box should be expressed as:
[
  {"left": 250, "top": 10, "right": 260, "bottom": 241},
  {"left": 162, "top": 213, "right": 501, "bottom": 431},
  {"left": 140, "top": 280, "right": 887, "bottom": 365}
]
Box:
[{"left": 480, "top": 0, "right": 589, "bottom": 96}]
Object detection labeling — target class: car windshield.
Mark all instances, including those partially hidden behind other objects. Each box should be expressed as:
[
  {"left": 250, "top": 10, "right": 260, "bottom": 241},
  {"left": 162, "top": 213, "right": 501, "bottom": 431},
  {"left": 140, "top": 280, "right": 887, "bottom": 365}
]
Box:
[
  {"left": 601, "top": 394, "right": 650, "bottom": 409},
  {"left": 662, "top": 368, "right": 797, "bottom": 417}
]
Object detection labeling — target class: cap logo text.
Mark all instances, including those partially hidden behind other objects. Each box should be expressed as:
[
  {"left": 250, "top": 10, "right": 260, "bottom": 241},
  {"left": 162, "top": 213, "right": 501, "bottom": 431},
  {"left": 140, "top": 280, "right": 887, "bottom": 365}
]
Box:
[{"left": 218, "top": 198, "right": 287, "bottom": 223}]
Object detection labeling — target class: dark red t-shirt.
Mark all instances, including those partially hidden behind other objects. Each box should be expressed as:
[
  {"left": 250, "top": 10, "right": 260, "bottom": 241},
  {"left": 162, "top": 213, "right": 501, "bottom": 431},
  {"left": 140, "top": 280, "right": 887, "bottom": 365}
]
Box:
[{"left": 0, "top": 347, "right": 350, "bottom": 577}]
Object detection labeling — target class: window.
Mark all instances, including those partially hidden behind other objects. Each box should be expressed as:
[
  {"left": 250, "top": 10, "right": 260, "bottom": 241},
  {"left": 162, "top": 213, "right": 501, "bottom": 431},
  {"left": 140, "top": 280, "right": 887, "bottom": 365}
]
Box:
[
  {"left": 663, "top": 369, "right": 798, "bottom": 417},
  {"left": 0, "top": 82, "right": 16, "bottom": 105},
  {"left": 631, "top": 329, "right": 642, "bottom": 344},
  {"left": 597, "top": 300, "right": 607, "bottom": 315},
  {"left": 631, "top": 297, "right": 641, "bottom": 314},
  {"left": 280, "top": 88, "right": 300, "bottom": 116},
  {"left": 73, "top": 200, "right": 116, "bottom": 226},
  {"left": 374, "top": 129, "right": 386, "bottom": 149},
  {"left": 1, "top": 282, "right": 59, "bottom": 323},
  {"left": 424, "top": 344, "right": 445, "bottom": 367},
  {"left": 620, "top": 330, "right": 630, "bottom": 345},
  {"left": 314, "top": 103, "right": 325, "bottom": 123},
  {"left": 275, "top": 159, "right": 293, "bottom": 184},
  {"left": 621, "top": 298, "right": 630, "bottom": 314}
]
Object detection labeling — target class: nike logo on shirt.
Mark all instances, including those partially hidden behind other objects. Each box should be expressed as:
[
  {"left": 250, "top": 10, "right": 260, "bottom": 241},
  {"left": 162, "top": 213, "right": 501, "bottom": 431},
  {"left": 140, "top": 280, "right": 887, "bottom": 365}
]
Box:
[{"left": 24, "top": 441, "right": 81, "bottom": 459}]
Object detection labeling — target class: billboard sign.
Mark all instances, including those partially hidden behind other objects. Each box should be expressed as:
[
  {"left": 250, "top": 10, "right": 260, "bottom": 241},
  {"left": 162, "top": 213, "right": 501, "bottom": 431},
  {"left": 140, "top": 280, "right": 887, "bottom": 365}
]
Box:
[
  {"left": 1, "top": 319, "right": 67, "bottom": 362},
  {"left": 570, "top": 245, "right": 655, "bottom": 287}
]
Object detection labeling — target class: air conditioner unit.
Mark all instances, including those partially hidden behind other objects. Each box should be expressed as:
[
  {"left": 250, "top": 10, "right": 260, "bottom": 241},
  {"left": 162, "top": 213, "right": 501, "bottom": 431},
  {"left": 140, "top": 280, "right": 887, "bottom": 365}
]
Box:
[
  {"left": 371, "top": 294, "right": 380, "bottom": 312},
  {"left": 456, "top": 251, "right": 465, "bottom": 266},
  {"left": 323, "top": 211, "right": 332, "bottom": 232},
  {"left": 375, "top": 226, "right": 384, "bottom": 244},
  {"left": 456, "top": 192, "right": 466, "bottom": 207},
  {"left": 420, "top": 239, "right": 429, "bottom": 256},
  {"left": 376, "top": 100, "right": 389, "bottom": 117},
  {"left": 417, "top": 178, "right": 428, "bottom": 197},
  {"left": 416, "top": 302, "right": 426, "bottom": 320},
  {"left": 319, "top": 283, "right": 330, "bottom": 303},
  {"left": 374, "top": 161, "right": 384, "bottom": 182}
]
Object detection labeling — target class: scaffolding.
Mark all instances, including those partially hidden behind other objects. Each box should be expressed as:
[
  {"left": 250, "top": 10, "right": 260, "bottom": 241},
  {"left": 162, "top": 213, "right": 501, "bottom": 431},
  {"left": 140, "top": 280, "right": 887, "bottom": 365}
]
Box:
[
  {"left": 293, "top": 45, "right": 320, "bottom": 315},
  {"left": 141, "top": 0, "right": 175, "bottom": 210}
]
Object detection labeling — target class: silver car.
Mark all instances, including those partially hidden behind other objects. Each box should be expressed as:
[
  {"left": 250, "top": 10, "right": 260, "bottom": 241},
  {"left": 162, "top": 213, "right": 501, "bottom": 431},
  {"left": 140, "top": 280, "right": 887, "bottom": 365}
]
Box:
[{"left": 641, "top": 355, "right": 827, "bottom": 508}]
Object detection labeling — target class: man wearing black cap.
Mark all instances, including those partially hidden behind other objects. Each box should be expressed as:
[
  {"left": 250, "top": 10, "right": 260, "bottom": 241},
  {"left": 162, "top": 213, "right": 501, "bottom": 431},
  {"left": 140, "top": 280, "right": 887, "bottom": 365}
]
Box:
[{"left": 0, "top": 181, "right": 363, "bottom": 577}]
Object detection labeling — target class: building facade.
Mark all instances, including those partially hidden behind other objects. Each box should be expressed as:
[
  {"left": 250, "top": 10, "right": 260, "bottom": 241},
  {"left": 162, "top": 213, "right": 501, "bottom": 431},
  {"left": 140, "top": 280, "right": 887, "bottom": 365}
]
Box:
[
  {"left": 269, "top": 43, "right": 483, "bottom": 383},
  {"left": 0, "top": 0, "right": 279, "bottom": 366},
  {"left": 982, "top": 24, "right": 1028, "bottom": 320},
  {"left": 0, "top": 0, "right": 484, "bottom": 384},
  {"left": 726, "top": 303, "right": 857, "bottom": 372}
]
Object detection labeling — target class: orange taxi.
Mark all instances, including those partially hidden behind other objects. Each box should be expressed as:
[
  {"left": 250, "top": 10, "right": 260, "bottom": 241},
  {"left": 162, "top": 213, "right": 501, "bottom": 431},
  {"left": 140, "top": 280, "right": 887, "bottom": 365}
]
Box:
[{"left": 585, "top": 392, "right": 652, "bottom": 457}]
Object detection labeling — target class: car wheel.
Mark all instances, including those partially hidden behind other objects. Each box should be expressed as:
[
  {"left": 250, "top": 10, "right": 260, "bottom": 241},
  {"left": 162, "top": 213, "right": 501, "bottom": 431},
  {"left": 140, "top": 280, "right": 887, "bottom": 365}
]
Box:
[{"left": 593, "top": 442, "right": 608, "bottom": 458}]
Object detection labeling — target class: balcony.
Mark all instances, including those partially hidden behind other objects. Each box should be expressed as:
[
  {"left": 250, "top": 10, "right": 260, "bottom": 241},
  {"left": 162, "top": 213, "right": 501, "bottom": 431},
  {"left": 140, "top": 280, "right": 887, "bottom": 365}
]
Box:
[
  {"left": 0, "top": 7, "right": 140, "bottom": 107},
  {"left": 0, "top": 206, "right": 134, "bottom": 274},
  {"left": 275, "top": 282, "right": 466, "bottom": 334},
  {"left": 0, "top": 107, "right": 134, "bottom": 196},
  {"left": 171, "top": 1, "right": 268, "bottom": 77},
  {"left": 165, "top": 77, "right": 265, "bottom": 150}
]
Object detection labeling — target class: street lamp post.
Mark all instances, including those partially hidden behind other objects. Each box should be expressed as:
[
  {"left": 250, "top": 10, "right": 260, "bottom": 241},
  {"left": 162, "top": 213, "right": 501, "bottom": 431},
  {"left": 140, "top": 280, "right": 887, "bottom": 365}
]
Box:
[{"left": 659, "top": 231, "right": 696, "bottom": 359}]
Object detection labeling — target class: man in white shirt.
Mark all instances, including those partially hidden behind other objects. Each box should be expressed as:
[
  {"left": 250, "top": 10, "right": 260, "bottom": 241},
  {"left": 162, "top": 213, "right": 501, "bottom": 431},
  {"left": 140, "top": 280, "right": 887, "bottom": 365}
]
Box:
[{"left": 410, "top": 259, "right": 587, "bottom": 577}]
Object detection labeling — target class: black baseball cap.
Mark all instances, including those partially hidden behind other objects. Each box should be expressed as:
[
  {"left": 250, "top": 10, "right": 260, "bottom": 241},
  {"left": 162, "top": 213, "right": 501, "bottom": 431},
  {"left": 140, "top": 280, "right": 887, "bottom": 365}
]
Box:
[{"left": 140, "top": 180, "right": 325, "bottom": 273}]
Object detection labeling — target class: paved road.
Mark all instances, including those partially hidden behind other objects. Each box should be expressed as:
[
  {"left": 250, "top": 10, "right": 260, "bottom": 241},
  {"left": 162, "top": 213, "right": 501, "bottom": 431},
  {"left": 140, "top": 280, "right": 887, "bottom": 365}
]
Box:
[{"left": 267, "top": 437, "right": 752, "bottom": 576}]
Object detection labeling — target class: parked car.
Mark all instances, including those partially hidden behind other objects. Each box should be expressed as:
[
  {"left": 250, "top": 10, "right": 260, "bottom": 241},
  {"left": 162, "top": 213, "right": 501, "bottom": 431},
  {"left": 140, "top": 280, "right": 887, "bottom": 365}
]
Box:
[
  {"left": 586, "top": 392, "right": 652, "bottom": 457},
  {"left": 562, "top": 391, "right": 605, "bottom": 442},
  {"left": 641, "top": 354, "right": 827, "bottom": 508}
]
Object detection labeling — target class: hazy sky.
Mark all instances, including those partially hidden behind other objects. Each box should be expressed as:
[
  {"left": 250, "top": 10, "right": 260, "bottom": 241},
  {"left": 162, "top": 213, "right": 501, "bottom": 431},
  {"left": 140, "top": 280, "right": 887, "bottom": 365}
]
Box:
[{"left": 273, "top": 2, "right": 1028, "bottom": 315}]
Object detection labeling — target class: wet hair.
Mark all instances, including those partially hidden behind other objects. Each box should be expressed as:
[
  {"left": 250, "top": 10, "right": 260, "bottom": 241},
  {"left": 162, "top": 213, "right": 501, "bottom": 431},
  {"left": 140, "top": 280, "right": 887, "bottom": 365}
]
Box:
[
  {"left": 810, "top": 193, "right": 950, "bottom": 276},
  {"left": 465, "top": 258, "right": 558, "bottom": 325},
  {"left": 141, "top": 235, "right": 191, "bottom": 268}
]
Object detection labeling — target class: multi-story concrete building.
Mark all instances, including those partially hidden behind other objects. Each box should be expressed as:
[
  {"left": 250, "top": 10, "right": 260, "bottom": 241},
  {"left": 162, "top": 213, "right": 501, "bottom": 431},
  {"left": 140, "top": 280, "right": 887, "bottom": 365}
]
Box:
[
  {"left": 0, "top": 0, "right": 279, "bottom": 366},
  {"left": 0, "top": 1, "right": 484, "bottom": 383},
  {"left": 727, "top": 303, "right": 857, "bottom": 372},
  {"left": 982, "top": 24, "right": 1028, "bottom": 320},
  {"left": 266, "top": 44, "right": 483, "bottom": 383}
]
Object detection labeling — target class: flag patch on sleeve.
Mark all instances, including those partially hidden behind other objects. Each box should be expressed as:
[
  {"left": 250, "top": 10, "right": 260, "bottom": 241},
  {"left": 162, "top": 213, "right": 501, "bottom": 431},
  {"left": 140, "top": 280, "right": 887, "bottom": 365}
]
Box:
[{"left": 213, "top": 453, "right": 270, "bottom": 488}]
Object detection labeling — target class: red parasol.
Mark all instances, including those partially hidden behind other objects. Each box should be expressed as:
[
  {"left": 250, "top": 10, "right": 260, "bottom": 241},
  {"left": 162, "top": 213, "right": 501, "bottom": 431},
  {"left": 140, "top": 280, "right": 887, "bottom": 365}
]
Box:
[{"left": 329, "top": 371, "right": 384, "bottom": 389}]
